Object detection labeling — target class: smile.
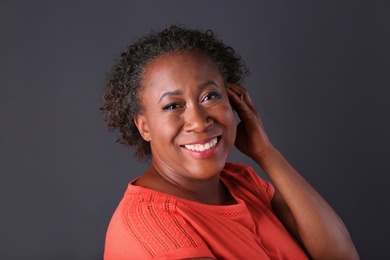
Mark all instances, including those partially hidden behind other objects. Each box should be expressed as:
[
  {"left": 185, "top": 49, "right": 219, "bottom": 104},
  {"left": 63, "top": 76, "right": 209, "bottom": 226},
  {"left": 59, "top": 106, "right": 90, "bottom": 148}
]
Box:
[{"left": 184, "top": 137, "right": 218, "bottom": 152}]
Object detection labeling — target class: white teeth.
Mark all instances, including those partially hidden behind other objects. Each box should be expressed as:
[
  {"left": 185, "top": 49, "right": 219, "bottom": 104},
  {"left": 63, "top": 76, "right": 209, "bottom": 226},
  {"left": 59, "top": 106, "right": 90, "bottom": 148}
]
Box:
[{"left": 184, "top": 137, "right": 218, "bottom": 152}]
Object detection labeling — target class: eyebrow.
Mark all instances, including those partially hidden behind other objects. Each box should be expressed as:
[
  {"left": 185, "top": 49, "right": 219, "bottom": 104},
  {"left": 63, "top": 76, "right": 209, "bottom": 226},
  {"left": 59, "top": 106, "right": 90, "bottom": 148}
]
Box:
[
  {"left": 200, "top": 80, "right": 219, "bottom": 90},
  {"left": 158, "top": 90, "right": 183, "bottom": 103},
  {"left": 158, "top": 80, "right": 219, "bottom": 103}
]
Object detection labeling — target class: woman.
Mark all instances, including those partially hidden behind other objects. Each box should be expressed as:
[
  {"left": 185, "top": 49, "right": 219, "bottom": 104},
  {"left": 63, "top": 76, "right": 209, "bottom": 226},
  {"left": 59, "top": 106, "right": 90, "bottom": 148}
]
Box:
[{"left": 101, "top": 25, "right": 359, "bottom": 259}]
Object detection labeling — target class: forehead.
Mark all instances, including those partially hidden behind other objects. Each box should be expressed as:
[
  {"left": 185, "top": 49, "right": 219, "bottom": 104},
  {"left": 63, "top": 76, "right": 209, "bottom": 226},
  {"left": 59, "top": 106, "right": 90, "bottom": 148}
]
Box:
[{"left": 140, "top": 52, "right": 222, "bottom": 90}]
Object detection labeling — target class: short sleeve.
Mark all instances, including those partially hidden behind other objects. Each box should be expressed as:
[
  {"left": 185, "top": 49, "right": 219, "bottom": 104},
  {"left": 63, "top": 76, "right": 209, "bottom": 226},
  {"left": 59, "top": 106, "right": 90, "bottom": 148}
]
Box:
[
  {"left": 246, "top": 166, "right": 275, "bottom": 201},
  {"left": 222, "top": 162, "right": 275, "bottom": 205}
]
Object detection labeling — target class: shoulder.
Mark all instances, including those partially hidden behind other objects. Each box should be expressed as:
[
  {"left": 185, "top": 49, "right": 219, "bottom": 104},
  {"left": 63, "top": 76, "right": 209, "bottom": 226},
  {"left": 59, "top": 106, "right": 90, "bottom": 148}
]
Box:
[
  {"left": 222, "top": 162, "right": 275, "bottom": 202},
  {"left": 222, "top": 162, "right": 268, "bottom": 187},
  {"left": 104, "top": 188, "right": 213, "bottom": 259}
]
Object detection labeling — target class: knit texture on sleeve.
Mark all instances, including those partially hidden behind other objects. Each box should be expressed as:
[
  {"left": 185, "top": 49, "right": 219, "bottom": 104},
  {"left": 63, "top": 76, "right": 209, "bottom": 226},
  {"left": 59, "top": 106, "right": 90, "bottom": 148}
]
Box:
[
  {"left": 124, "top": 192, "right": 205, "bottom": 256},
  {"left": 104, "top": 189, "right": 214, "bottom": 259}
]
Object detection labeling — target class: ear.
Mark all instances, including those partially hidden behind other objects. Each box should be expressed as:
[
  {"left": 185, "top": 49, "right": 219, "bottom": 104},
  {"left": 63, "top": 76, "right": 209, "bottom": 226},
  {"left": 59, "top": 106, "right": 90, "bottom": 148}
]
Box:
[{"left": 134, "top": 114, "right": 151, "bottom": 142}]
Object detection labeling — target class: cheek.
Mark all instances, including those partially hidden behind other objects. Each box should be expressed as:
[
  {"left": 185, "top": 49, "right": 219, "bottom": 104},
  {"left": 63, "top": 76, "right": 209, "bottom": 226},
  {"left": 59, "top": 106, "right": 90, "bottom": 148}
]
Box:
[
  {"left": 228, "top": 112, "right": 237, "bottom": 139},
  {"left": 150, "top": 117, "right": 182, "bottom": 143},
  {"left": 220, "top": 104, "right": 237, "bottom": 137}
]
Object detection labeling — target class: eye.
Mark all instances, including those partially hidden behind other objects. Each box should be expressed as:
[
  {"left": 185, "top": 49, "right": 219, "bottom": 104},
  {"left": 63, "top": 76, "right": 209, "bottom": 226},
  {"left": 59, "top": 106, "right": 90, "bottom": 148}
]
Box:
[
  {"left": 163, "top": 102, "right": 182, "bottom": 110},
  {"left": 202, "top": 91, "right": 221, "bottom": 102}
]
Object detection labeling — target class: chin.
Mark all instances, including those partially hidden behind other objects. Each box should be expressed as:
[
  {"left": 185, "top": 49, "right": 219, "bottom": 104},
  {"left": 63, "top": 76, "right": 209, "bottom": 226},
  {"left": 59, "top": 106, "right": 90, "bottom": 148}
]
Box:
[{"left": 184, "top": 158, "right": 227, "bottom": 180}]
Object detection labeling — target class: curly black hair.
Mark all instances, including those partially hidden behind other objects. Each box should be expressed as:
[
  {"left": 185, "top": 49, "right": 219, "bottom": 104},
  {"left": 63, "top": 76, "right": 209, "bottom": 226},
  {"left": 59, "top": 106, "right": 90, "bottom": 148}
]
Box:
[{"left": 100, "top": 25, "right": 250, "bottom": 161}]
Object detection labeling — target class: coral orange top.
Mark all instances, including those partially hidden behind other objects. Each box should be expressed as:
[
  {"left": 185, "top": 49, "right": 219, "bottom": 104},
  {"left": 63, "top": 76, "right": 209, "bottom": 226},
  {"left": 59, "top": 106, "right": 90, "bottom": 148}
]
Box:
[{"left": 104, "top": 163, "right": 308, "bottom": 259}]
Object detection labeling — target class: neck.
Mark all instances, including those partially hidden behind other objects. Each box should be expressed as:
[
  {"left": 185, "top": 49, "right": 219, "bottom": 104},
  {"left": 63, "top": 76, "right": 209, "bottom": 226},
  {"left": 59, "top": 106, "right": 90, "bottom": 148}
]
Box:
[{"left": 135, "top": 166, "right": 234, "bottom": 205}]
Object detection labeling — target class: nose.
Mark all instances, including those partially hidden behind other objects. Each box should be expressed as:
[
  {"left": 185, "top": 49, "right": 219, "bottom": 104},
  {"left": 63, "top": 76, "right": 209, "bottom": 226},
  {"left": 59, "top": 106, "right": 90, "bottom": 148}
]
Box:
[{"left": 183, "top": 105, "right": 213, "bottom": 132}]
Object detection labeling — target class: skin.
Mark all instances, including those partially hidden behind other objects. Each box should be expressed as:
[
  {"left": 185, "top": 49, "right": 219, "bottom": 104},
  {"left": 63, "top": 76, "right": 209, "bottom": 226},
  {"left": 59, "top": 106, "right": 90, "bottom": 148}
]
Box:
[{"left": 134, "top": 52, "right": 359, "bottom": 260}]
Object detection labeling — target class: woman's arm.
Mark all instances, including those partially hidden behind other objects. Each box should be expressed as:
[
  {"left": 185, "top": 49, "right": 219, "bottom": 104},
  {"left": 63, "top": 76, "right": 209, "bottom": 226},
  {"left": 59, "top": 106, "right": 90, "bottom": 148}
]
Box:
[{"left": 227, "top": 84, "right": 359, "bottom": 260}]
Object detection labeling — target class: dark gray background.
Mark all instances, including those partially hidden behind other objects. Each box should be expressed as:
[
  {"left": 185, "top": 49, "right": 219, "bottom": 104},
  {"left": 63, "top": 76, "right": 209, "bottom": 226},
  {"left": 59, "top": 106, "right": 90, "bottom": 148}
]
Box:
[{"left": 1, "top": 0, "right": 389, "bottom": 259}]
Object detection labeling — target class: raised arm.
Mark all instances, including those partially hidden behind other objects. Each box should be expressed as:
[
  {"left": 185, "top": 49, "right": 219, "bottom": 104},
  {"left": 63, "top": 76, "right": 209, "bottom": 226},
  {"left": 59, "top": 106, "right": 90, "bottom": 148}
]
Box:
[{"left": 227, "top": 83, "right": 359, "bottom": 260}]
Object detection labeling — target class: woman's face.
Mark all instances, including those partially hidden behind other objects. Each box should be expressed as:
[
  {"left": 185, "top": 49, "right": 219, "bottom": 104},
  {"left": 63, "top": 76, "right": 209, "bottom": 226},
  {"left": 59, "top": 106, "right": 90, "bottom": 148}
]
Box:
[{"left": 135, "top": 52, "right": 236, "bottom": 183}]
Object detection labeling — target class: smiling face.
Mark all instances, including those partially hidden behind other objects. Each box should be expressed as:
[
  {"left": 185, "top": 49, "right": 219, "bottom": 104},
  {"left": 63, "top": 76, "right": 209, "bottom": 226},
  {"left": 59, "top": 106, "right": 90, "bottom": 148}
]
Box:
[{"left": 134, "top": 52, "right": 237, "bottom": 184}]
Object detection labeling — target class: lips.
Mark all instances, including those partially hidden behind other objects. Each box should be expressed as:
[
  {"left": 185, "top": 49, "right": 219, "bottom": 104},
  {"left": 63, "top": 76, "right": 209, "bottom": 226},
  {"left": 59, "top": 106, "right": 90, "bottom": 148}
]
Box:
[{"left": 183, "top": 137, "right": 219, "bottom": 152}]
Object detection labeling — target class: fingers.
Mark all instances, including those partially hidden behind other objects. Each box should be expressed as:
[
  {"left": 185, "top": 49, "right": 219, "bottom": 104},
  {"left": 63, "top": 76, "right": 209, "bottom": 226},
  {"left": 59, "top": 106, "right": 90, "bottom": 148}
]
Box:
[
  {"left": 227, "top": 83, "right": 259, "bottom": 116},
  {"left": 227, "top": 83, "right": 243, "bottom": 101}
]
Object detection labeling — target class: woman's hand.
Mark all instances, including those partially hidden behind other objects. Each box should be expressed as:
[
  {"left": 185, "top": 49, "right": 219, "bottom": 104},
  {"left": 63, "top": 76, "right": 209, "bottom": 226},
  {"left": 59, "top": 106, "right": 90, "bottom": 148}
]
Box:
[{"left": 227, "top": 83, "right": 274, "bottom": 162}]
